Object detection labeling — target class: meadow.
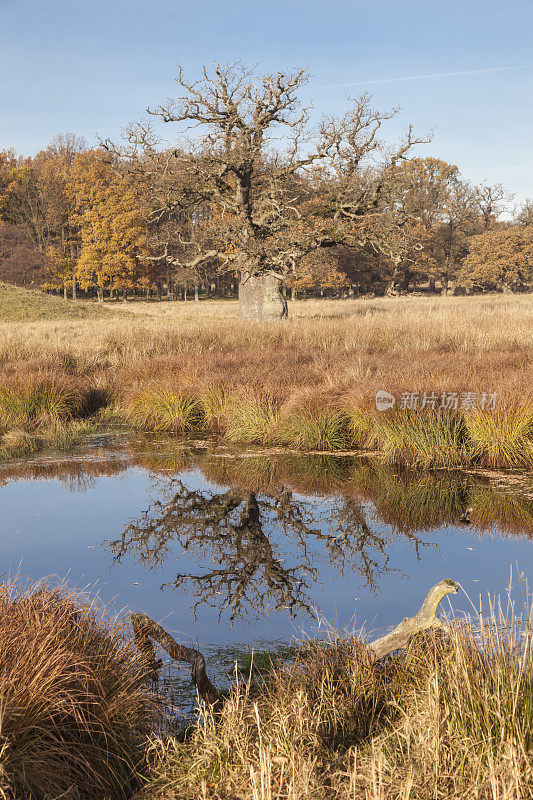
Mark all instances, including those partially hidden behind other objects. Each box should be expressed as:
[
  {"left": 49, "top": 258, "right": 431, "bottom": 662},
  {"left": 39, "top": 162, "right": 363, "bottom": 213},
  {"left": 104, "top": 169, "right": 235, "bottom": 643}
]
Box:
[{"left": 0, "top": 284, "right": 532, "bottom": 467}]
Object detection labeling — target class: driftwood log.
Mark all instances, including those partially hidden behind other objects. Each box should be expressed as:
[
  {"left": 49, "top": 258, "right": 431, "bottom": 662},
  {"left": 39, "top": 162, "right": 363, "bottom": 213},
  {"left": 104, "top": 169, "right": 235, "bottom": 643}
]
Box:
[
  {"left": 368, "top": 578, "right": 458, "bottom": 660},
  {"left": 130, "top": 612, "right": 224, "bottom": 712},
  {"left": 131, "top": 579, "right": 458, "bottom": 711}
]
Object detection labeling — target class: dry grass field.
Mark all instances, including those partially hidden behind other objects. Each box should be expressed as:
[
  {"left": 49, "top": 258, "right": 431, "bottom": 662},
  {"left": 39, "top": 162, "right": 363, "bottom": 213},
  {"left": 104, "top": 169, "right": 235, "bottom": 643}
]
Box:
[{"left": 0, "top": 287, "right": 532, "bottom": 466}]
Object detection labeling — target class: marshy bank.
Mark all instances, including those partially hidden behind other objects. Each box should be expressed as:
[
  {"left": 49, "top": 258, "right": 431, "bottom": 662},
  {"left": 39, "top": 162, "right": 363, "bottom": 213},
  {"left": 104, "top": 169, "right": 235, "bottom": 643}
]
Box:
[
  {"left": 0, "top": 291, "right": 532, "bottom": 468},
  {"left": 1, "top": 288, "right": 532, "bottom": 796},
  {"left": 1, "top": 575, "right": 532, "bottom": 800}
]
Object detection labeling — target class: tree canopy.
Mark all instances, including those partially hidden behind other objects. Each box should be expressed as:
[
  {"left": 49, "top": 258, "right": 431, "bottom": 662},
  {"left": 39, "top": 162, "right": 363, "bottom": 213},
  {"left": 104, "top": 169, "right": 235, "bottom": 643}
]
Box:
[{"left": 0, "top": 64, "right": 529, "bottom": 309}]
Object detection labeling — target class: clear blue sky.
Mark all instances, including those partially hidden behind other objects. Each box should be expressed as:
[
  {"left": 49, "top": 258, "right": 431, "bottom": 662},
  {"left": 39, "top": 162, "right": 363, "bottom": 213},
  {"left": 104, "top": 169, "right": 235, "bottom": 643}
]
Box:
[{"left": 1, "top": 0, "right": 531, "bottom": 205}]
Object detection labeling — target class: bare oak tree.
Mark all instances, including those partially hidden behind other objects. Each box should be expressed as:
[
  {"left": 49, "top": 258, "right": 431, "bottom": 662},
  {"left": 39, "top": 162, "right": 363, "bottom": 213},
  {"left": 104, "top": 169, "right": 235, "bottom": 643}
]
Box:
[{"left": 104, "top": 63, "right": 428, "bottom": 319}]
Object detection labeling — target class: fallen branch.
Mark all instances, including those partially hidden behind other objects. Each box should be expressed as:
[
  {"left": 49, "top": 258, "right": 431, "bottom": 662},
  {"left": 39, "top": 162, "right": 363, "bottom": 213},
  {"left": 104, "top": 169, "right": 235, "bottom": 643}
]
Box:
[
  {"left": 130, "top": 612, "right": 223, "bottom": 712},
  {"left": 131, "top": 579, "right": 458, "bottom": 712},
  {"left": 368, "top": 578, "right": 459, "bottom": 661}
]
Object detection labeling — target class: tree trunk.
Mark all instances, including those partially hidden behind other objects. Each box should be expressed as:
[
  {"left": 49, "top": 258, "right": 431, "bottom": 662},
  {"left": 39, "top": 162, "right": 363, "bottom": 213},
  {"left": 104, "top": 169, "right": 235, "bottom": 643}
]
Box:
[
  {"left": 194, "top": 284, "right": 199, "bottom": 302},
  {"left": 239, "top": 272, "right": 288, "bottom": 320}
]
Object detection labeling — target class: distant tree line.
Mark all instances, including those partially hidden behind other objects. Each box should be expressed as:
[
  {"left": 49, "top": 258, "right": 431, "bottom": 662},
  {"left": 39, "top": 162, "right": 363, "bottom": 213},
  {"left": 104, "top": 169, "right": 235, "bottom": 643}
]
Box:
[{"left": 0, "top": 67, "right": 531, "bottom": 309}]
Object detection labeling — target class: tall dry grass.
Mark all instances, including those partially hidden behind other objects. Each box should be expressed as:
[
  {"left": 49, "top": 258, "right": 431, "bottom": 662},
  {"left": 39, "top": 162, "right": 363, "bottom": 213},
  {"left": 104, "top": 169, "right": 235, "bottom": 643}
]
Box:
[
  {"left": 1, "top": 295, "right": 531, "bottom": 372},
  {"left": 0, "top": 579, "right": 158, "bottom": 800},
  {"left": 0, "top": 294, "right": 531, "bottom": 465},
  {"left": 140, "top": 597, "right": 533, "bottom": 799}
]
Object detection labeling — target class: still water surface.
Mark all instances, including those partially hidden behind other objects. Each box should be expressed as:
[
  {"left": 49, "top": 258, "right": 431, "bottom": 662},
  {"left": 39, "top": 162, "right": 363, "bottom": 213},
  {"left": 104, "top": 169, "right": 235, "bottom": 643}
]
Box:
[{"left": 1, "top": 437, "right": 532, "bottom": 653}]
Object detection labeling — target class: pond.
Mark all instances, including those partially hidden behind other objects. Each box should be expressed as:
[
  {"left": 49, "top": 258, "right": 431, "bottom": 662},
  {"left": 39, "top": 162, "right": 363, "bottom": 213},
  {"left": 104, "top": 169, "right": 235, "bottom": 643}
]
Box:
[{"left": 1, "top": 435, "right": 532, "bottom": 713}]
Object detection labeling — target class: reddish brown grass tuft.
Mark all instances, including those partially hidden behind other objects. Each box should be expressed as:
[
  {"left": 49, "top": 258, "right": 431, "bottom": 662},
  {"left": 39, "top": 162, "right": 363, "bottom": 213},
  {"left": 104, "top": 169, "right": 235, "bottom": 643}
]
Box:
[{"left": 0, "top": 579, "right": 158, "bottom": 800}]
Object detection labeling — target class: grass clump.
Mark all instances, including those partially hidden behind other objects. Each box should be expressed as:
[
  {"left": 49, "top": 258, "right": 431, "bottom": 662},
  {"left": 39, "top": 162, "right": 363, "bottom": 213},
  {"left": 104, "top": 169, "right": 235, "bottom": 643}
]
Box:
[
  {"left": 224, "top": 394, "right": 280, "bottom": 445},
  {"left": 372, "top": 409, "right": 470, "bottom": 468},
  {"left": 0, "top": 419, "right": 99, "bottom": 463},
  {"left": 139, "top": 603, "right": 533, "bottom": 799},
  {"left": 199, "top": 386, "right": 231, "bottom": 431},
  {"left": 466, "top": 403, "right": 533, "bottom": 468},
  {"left": 344, "top": 404, "right": 375, "bottom": 448},
  {"left": 0, "top": 579, "right": 157, "bottom": 800},
  {"left": 276, "top": 398, "right": 351, "bottom": 451},
  {"left": 0, "top": 377, "right": 87, "bottom": 424},
  {"left": 125, "top": 389, "right": 204, "bottom": 433}
]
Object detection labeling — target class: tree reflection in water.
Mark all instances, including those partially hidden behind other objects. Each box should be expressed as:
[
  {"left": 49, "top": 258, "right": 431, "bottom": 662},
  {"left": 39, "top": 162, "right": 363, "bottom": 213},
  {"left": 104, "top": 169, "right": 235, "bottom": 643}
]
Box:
[
  {"left": 2, "top": 442, "right": 530, "bottom": 623},
  {"left": 108, "top": 476, "right": 431, "bottom": 623}
]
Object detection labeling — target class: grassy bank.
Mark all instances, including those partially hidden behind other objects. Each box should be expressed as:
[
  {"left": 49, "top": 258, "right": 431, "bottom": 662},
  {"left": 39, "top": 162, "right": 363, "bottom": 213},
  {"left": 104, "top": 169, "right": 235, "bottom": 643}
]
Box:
[
  {"left": 0, "top": 290, "right": 531, "bottom": 467},
  {"left": 140, "top": 609, "right": 533, "bottom": 800},
  {"left": 0, "top": 282, "right": 112, "bottom": 322},
  {"left": 1, "top": 579, "right": 531, "bottom": 799}
]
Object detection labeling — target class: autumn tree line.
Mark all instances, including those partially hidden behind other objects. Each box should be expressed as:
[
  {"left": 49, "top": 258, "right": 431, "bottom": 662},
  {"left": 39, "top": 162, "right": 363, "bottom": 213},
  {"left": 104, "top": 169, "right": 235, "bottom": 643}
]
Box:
[{"left": 0, "top": 65, "right": 531, "bottom": 310}]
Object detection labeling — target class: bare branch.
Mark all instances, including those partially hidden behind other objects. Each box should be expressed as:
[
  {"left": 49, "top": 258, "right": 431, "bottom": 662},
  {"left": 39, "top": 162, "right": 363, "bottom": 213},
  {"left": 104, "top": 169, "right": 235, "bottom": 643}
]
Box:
[{"left": 131, "top": 613, "right": 223, "bottom": 711}]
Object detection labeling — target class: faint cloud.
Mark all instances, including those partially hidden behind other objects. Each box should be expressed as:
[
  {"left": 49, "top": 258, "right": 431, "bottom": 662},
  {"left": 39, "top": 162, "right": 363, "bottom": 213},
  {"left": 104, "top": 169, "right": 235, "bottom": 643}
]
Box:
[{"left": 313, "top": 66, "right": 519, "bottom": 90}]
